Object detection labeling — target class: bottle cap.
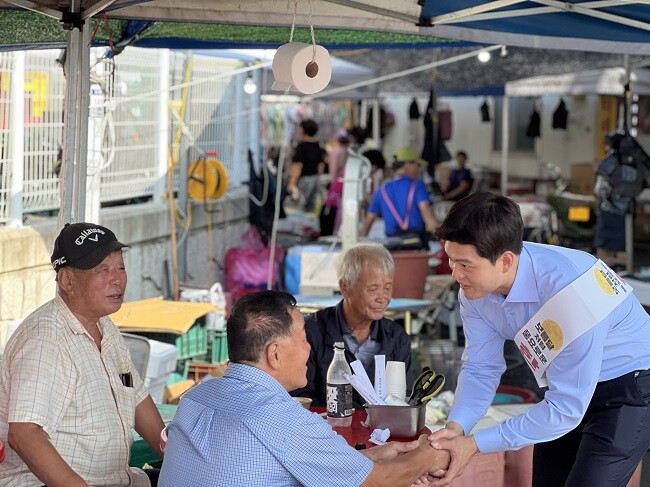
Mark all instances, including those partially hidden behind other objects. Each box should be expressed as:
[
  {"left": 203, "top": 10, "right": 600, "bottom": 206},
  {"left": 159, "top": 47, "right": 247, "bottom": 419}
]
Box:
[{"left": 333, "top": 341, "right": 345, "bottom": 350}]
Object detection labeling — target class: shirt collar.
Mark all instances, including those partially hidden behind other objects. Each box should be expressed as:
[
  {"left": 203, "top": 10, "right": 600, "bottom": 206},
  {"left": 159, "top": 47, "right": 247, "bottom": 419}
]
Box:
[
  {"left": 503, "top": 245, "right": 540, "bottom": 303},
  {"left": 335, "top": 300, "right": 379, "bottom": 341},
  {"left": 54, "top": 293, "right": 89, "bottom": 336},
  {"left": 225, "top": 362, "right": 289, "bottom": 397}
]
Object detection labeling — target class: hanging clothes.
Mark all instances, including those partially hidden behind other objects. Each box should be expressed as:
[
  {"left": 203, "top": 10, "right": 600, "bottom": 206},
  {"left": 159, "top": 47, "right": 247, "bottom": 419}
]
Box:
[
  {"left": 552, "top": 98, "right": 569, "bottom": 129},
  {"left": 480, "top": 101, "right": 491, "bottom": 122},
  {"left": 526, "top": 110, "right": 541, "bottom": 138},
  {"left": 409, "top": 98, "right": 420, "bottom": 119}
]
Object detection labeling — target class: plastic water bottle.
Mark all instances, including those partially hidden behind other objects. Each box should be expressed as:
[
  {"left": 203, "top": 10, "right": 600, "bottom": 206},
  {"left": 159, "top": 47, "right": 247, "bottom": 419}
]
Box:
[{"left": 326, "top": 342, "right": 353, "bottom": 427}]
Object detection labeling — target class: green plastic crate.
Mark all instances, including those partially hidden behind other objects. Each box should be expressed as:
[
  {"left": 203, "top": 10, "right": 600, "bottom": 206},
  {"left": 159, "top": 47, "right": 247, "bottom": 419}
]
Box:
[
  {"left": 132, "top": 321, "right": 208, "bottom": 362},
  {"left": 175, "top": 323, "right": 208, "bottom": 360},
  {"left": 210, "top": 330, "right": 229, "bottom": 363}
]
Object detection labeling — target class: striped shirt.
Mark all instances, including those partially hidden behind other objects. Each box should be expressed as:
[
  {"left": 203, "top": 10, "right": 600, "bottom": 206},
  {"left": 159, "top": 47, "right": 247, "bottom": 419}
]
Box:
[
  {"left": 0, "top": 294, "right": 150, "bottom": 486},
  {"left": 159, "top": 363, "right": 373, "bottom": 487}
]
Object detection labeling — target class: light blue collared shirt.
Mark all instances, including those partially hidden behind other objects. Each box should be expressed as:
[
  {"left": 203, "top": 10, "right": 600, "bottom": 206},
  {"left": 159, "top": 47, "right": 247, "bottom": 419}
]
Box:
[
  {"left": 448, "top": 242, "right": 650, "bottom": 453},
  {"left": 159, "top": 363, "right": 372, "bottom": 487}
]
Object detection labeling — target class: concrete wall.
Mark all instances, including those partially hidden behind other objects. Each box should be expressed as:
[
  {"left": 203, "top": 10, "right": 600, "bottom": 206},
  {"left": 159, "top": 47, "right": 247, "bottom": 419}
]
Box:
[{"left": 0, "top": 187, "right": 249, "bottom": 349}]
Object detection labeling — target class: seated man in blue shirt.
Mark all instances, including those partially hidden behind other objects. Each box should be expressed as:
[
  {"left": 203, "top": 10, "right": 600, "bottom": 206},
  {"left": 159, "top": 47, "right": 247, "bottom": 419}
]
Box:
[
  {"left": 159, "top": 290, "right": 450, "bottom": 487},
  {"left": 429, "top": 192, "right": 650, "bottom": 487},
  {"left": 291, "top": 244, "right": 414, "bottom": 408}
]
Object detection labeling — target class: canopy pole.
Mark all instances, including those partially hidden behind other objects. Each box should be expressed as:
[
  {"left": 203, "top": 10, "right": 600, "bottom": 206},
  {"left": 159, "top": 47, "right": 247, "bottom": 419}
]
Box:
[
  {"left": 623, "top": 53, "right": 635, "bottom": 274},
  {"left": 8, "top": 51, "right": 24, "bottom": 227},
  {"left": 59, "top": 26, "right": 79, "bottom": 225},
  {"left": 58, "top": 0, "right": 90, "bottom": 226},
  {"left": 501, "top": 94, "right": 510, "bottom": 195},
  {"left": 77, "top": 23, "right": 91, "bottom": 222}
]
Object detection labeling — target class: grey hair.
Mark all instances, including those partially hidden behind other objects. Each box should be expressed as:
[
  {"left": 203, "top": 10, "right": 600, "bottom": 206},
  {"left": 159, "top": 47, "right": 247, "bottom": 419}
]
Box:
[{"left": 336, "top": 244, "right": 394, "bottom": 285}]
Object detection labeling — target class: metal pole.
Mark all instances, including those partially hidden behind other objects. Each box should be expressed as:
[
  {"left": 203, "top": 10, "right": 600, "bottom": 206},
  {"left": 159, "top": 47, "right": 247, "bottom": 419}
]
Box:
[
  {"left": 8, "top": 51, "right": 24, "bottom": 227},
  {"left": 233, "top": 72, "right": 245, "bottom": 174},
  {"left": 153, "top": 49, "right": 170, "bottom": 202},
  {"left": 177, "top": 52, "right": 192, "bottom": 284},
  {"left": 59, "top": 21, "right": 80, "bottom": 226},
  {"left": 501, "top": 95, "right": 510, "bottom": 195},
  {"left": 75, "top": 21, "right": 90, "bottom": 222},
  {"left": 249, "top": 66, "right": 262, "bottom": 172},
  {"left": 623, "top": 54, "right": 634, "bottom": 274},
  {"left": 372, "top": 99, "right": 380, "bottom": 148},
  {"left": 625, "top": 212, "right": 634, "bottom": 273}
]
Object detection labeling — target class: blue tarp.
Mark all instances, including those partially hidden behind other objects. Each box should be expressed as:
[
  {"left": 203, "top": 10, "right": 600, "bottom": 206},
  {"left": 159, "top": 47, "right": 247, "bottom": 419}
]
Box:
[{"left": 420, "top": 1, "right": 650, "bottom": 55}]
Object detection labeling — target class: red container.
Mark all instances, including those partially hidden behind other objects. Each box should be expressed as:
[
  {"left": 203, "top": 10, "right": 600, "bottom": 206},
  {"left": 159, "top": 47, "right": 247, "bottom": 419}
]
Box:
[
  {"left": 0, "top": 439, "right": 5, "bottom": 462},
  {"left": 448, "top": 451, "right": 505, "bottom": 487},
  {"left": 496, "top": 384, "right": 539, "bottom": 403},
  {"left": 391, "top": 250, "right": 431, "bottom": 299}
]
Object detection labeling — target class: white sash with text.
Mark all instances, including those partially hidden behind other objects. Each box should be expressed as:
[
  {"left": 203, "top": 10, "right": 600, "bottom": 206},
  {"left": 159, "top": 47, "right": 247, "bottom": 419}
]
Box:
[{"left": 514, "top": 260, "right": 632, "bottom": 387}]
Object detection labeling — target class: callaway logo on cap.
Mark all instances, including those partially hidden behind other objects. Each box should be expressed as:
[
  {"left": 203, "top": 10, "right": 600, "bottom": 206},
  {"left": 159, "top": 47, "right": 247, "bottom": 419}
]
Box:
[{"left": 51, "top": 222, "right": 128, "bottom": 272}]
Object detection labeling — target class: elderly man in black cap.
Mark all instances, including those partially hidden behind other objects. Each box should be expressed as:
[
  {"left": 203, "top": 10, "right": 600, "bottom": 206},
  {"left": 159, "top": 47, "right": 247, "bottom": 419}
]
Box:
[{"left": 0, "top": 223, "right": 164, "bottom": 487}]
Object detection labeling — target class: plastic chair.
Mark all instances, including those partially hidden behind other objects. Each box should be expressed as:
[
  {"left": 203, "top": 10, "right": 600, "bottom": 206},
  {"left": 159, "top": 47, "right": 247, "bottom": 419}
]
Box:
[{"left": 122, "top": 332, "right": 151, "bottom": 379}]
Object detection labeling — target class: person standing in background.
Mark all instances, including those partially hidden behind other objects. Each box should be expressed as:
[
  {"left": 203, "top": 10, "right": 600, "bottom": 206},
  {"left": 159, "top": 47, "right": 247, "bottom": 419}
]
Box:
[
  {"left": 362, "top": 147, "right": 438, "bottom": 249},
  {"left": 287, "top": 119, "right": 325, "bottom": 213},
  {"left": 320, "top": 144, "right": 348, "bottom": 236},
  {"left": 362, "top": 149, "right": 387, "bottom": 206}
]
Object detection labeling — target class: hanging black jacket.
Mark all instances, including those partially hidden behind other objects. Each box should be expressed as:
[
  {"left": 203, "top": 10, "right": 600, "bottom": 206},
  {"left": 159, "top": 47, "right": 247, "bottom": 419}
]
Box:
[
  {"left": 552, "top": 99, "right": 568, "bottom": 129},
  {"left": 526, "top": 110, "right": 541, "bottom": 138},
  {"left": 290, "top": 301, "right": 414, "bottom": 408}
]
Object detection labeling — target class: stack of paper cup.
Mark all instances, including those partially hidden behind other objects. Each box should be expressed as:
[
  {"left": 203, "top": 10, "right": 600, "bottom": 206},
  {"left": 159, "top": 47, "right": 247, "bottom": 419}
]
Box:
[{"left": 385, "top": 361, "right": 407, "bottom": 401}]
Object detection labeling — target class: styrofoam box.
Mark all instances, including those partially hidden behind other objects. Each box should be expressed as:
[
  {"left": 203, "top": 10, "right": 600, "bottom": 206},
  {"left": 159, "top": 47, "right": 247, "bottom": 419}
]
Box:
[
  {"left": 146, "top": 340, "right": 178, "bottom": 379},
  {"left": 144, "top": 375, "right": 168, "bottom": 404}
]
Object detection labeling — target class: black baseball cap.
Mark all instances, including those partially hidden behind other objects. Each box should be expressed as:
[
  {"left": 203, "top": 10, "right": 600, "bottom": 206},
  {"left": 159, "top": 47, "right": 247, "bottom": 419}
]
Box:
[{"left": 51, "top": 222, "right": 128, "bottom": 272}]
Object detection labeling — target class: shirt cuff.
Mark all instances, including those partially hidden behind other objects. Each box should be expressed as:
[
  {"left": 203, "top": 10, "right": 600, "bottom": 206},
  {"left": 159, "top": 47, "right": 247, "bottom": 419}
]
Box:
[
  {"left": 447, "top": 407, "right": 476, "bottom": 437},
  {"left": 473, "top": 428, "right": 506, "bottom": 454}
]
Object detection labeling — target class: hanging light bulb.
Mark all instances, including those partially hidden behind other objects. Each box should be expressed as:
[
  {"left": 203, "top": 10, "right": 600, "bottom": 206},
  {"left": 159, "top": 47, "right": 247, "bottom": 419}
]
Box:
[
  {"left": 243, "top": 73, "right": 257, "bottom": 95},
  {"left": 478, "top": 50, "right": 491, "bottom": 63}
]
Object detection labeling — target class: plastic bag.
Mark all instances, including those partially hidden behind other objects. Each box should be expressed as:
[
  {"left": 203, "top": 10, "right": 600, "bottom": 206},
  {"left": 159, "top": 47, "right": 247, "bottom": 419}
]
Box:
[{"left": 225, "top": 226, "right": 284, "bottom": 301}]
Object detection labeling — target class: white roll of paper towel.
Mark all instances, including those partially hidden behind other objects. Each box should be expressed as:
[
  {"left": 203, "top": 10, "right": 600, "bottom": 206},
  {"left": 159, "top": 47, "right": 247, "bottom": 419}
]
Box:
[{"left": 272, "top": 42, "right": 332, "bottom": 95}]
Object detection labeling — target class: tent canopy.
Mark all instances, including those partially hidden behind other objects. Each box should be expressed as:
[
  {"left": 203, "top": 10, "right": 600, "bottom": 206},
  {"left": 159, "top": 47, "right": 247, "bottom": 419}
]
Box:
[
  {"left": 505, "top": 67, "right": 650, "bottom": 97},
  {"left": 0, "top": 9, "right": 470, "bottom": 52},
  {"left": 0, "top": 0, "right": 650, "bottom": 55},
  {"left": 419, "top": 0, "right": 650, "bottom": 55},
  {"left": 3, "top": 0, "right": 649, "bottom": 55}
]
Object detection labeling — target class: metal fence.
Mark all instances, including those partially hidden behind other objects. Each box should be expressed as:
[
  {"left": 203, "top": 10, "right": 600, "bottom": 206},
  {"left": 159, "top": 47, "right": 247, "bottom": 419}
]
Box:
[{"left": 0, "top": 47, "right": 251, "bottom": 225}]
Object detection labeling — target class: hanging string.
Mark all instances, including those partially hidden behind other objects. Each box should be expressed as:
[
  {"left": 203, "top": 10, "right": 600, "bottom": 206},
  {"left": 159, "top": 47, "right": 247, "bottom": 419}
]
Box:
[
  {"left": 307, "top": 0, "right": 317, "bottom": 63},
  {"left": 289, "top": 0, "right": 298, "bottom": 43},
  {"left": 288, "top": 0, "right": 317, "bottom": 62}
]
